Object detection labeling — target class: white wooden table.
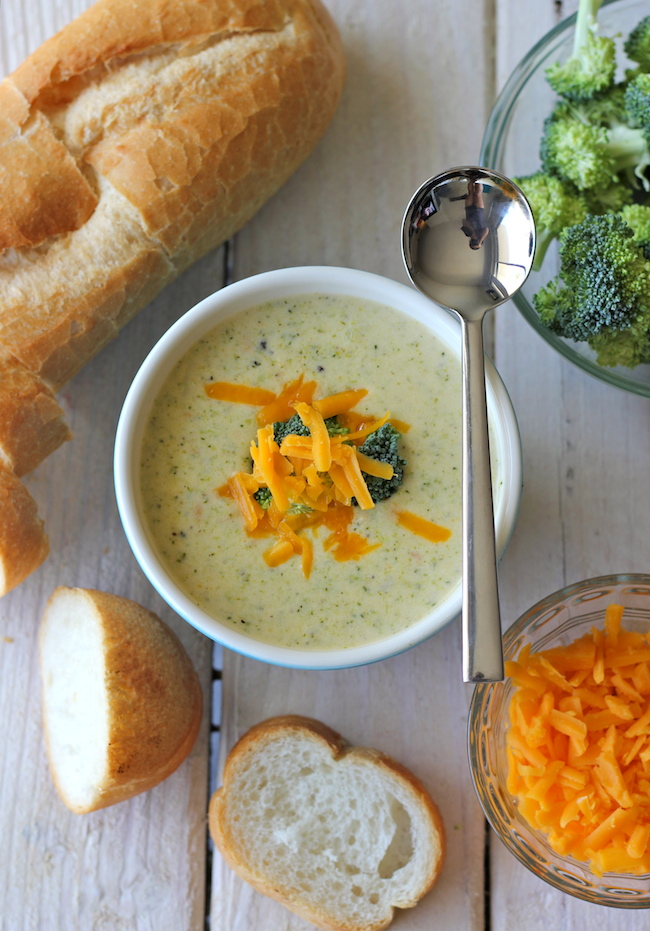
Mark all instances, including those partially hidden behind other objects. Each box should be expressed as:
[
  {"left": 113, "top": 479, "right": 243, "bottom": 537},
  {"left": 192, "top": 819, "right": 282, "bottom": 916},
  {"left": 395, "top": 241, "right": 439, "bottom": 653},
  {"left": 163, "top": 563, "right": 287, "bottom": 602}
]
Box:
[{"left": 2, "top": 1, "right": 650, "bottom": 929}]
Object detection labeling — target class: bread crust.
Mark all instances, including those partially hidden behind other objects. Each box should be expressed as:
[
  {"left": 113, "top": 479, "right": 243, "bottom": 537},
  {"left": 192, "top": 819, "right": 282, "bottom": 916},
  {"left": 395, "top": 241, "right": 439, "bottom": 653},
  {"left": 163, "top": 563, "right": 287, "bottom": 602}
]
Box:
[
  {"left": 0, "top": 348, "right": 71, "bottom": 476},
  {"left": 0, "top": 0, "right": 345, "bottom": 387},
  {"left": 209, "top": 715, "right": 446, "bottom": 931},
  {"left": 0, "top": 464, "right": 49, "bottom": 596},
  {"left": 40, "top": 587, "right": 203, "bottom": 813}
]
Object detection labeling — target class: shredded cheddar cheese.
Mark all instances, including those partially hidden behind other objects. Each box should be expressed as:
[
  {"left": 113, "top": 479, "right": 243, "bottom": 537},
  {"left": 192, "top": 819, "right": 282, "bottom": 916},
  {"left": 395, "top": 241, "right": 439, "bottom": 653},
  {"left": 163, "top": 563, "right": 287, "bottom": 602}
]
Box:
[
  {"left": 208, "top": 376, "right": 451, "bottom": 577},
  {"left": 313, "top": 388, "right": 368, "bottom": 419},
  {"left": 506, "top": 605, "right": 650, "bottom": 875},
  {"left": 395, "top": 510, "right": 452, "bottom": 543},
  {"left": 204, "top": 382, "right": 276, "bottom": 405}
]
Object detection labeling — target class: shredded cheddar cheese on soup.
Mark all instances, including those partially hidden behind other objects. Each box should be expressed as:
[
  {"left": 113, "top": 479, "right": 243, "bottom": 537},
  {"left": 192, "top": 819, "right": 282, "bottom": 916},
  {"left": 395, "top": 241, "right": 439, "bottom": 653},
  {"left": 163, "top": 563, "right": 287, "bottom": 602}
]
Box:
[{"left": 208, "top": 376, "right": 451, "bottom": 577}]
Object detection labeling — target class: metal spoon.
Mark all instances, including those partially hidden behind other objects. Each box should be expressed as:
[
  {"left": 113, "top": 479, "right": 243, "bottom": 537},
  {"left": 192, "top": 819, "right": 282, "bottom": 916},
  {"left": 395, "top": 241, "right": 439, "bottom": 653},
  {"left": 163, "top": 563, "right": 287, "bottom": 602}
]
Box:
[{"left": 401, "top": 166, "right": 535, "bottom": 682}]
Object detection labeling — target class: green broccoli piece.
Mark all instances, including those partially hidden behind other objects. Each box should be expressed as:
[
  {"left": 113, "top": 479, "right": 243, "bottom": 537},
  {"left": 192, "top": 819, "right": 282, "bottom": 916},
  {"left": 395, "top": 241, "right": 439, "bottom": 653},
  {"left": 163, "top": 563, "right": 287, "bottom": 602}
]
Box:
[
  {"left": 324, "top": 417, "right": 351, "bottom": 436},
  {"left": 624, "top": 15, "right": 650, "bottom": 73},
  {"left": 534, "top": 213, "right": 650, "bottom": 355},
  {"left": 620, "top": 203, "right": 650, "bottom": 256},
  {"left": 545, "top": 0, "right": 616, "bottom": 103},
  {"left": 514, "top": 172, "right": 589, "bottom": 270},
  {"left": 272, "top": 413, "right": 350, "bottom": 444},
  {"left": 625, "top": 73, "right": 650, "bottom": 140},
  {"left": 253, "top": 487, "right": 273, "bottom": 509},
  {"left": 272, "top": 413, "right": 310, "bottom": 445},
  {"left": 583, "top": 179, "right": 634, "bottom": 214},
  {"left": 589, "top": 317, "right": 650, "bottom": 367},
  {"left": 540, "top": 102, "right": 650, "bottom": 191},
  {"left": 355, "top": 423, "right": 406, "bottom": 504}
]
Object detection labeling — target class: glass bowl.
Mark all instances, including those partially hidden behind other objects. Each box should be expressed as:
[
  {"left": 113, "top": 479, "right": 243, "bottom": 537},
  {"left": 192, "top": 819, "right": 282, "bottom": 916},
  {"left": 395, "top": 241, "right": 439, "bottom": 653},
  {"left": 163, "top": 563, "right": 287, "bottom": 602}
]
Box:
[
  {"left": 481, "top": 0, "right": 650, "bottom": 397},
  {"left": 468, "top": 574, "right": 650, "bottom": 906}
]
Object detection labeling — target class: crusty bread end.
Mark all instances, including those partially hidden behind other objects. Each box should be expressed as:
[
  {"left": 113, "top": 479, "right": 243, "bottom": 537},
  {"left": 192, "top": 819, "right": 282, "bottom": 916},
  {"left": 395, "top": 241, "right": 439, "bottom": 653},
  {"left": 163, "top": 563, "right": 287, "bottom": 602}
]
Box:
[
  {"left": 39, "top": 587, "right": 203, "bottom": 813},
  {"left": 0, "top": 463, "right": 49, "bottom": 596}
]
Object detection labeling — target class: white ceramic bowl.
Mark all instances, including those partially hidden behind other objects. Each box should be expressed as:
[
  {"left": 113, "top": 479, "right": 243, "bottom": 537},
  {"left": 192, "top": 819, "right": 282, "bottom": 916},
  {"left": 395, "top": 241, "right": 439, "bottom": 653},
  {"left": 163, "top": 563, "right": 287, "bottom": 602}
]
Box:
[{"left": 115, "top": 266, "right": 522, "bottom": 668}]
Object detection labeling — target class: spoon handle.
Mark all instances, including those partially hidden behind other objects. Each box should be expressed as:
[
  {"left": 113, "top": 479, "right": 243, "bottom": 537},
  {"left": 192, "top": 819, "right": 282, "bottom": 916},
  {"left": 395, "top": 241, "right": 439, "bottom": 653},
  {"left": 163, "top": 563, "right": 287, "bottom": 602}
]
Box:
[{"left": 460, "top": 314, "right": 504, "bottom": 683}]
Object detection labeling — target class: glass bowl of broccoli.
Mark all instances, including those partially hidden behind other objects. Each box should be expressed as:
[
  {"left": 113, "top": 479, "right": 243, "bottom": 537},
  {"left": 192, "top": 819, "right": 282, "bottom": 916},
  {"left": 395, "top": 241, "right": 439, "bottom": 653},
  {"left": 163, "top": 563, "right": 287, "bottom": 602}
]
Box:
[{"left": 481, "top": 0, "right": 650, "bottom": 396}]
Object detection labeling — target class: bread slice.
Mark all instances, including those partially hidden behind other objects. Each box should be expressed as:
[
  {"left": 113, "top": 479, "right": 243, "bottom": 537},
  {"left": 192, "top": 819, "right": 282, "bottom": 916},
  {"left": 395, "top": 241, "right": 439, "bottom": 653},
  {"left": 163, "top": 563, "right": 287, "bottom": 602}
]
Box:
[
  {"left": 209, "top": 716, "right": 445, "bottom": 931},
  {"left": 39, "top": 586, "right": 202, "bottom": 813},
  {"left": 0, "top": 463, "right": 49, "bottom": 595}
]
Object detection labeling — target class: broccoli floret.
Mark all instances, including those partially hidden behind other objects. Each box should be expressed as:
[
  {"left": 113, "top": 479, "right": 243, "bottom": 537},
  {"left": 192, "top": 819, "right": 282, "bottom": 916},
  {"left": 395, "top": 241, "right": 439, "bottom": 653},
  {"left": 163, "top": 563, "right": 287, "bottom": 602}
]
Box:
[
  {"left": 625, "top": 73, "right": 650, "bottom": 140},
  {"left": 545, "top": 0, "right": 616, "bottom": 103},
  {"left": 582, "top": 83, "right": 629, "bottom": 124},
  {"left": 514, "top": 172, "right": 589, "bottom": 270},
  {"left": 272, "top": 413, "right": 310, "bottom": 445},
  {"left": 583, "top": 179, "right": 634, "bottom": 213},
  {"left": 253, "top": 487, "right": 273, "bottom": 509},
  {"left": 534, "top": 213, "right": 650, "bottom": 347},
  {"left": 272, "top": 413, "right": 350, "bottom": 445},
  {"left": 540, "top": 102, "right": 650, "bottom": 191},
  {"left": 624, "top": 15, "right": 650, "bottom": 73},
  {"left": 324, "top": 417, "right": 350, "bottom": 436},
  {"left": 589, "top": 316, "right": 650, "bottom": 367},
  {"left": 355, "top": 423, "right": 406, "bottom": 504},
  {"left": 620, "top": 203, "right": 650, "bottom": 256}
]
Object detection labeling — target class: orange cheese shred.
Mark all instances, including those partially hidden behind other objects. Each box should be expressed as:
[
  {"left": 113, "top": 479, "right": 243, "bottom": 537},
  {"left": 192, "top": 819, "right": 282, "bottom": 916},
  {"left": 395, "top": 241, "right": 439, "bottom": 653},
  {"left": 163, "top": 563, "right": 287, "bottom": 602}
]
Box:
[
  {"left": 293, "top": 402, "right": 332, "bottom": 472},
  {"left": 313, "top": 389, "right": 368, "bottom": 419},
  {"left": 204, "top": 382, "right": 276, "bottom": 405},
  {"left": 395, "top": 510, "right": 451, "bottom": 543},
  {"left": 389, "top": 418, "right": 411, "bottom": 433},
  {"left": 255, "top": 426, "right": 290, "bottom": 513},
  {"left": 256, "top": 374, "right": 317, "bottom": 426},
  {"left": 506, "top": 607, "right": 650, "bottom": 875},
  {"left": 227, "top": 473, "right": 262, "bottom": 531},
  {"left": 333, "top": 444, "right": 374, "bottom": 510},
  {"left": 355, "top": 450, "right": 394, "bottom": 480},
  {"left": 342, "top": 412, "right": 391, "bottom": 441}
]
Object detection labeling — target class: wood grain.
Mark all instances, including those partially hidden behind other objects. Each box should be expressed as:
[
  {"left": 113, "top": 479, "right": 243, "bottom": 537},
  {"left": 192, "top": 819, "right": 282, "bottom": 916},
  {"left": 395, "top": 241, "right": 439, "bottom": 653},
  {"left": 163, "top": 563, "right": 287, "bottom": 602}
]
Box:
[{"left": 2, "top": 0, "right": 650, "bottom": 929}]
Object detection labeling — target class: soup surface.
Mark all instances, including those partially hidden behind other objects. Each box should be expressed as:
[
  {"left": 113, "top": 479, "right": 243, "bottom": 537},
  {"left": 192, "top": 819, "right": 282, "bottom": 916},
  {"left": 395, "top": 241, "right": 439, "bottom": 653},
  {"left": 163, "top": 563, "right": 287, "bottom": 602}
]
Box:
[{"left": 140, "top": 293, "right": 467, "bottom": 650}]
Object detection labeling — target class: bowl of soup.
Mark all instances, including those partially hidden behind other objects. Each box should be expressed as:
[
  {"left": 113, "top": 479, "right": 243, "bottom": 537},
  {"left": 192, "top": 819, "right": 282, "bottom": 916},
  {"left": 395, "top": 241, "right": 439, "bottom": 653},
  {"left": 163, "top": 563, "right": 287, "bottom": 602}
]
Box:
[{"left": 114, "top": 266, "right": 522, "bottom": 668}]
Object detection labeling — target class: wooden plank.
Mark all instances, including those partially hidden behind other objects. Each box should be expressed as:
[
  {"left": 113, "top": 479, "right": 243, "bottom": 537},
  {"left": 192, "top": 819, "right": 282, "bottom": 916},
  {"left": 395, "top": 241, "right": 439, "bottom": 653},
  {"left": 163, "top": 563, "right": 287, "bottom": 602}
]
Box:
[
  {"left": 491, "top": 0, "right": 650, "bottom": 927},
  {"left": 212, "top": 636, "right": 486, "bottom": 931},
  {"left": 0, "top": 4, "right": 218, "bottom": 928},
  {"left": 210, "top": 0, "right": 495, "bottom": 928}
]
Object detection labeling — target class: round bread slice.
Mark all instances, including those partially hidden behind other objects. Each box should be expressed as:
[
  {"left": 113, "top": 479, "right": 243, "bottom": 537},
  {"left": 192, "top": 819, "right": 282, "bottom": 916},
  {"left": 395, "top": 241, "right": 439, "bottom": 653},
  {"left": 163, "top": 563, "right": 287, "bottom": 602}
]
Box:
[
  {"left": 209, "top": 715, "right": 445, "bottom": 931},
  {"left": 39, "top": 586, "right": 202, "bottom": 813}
]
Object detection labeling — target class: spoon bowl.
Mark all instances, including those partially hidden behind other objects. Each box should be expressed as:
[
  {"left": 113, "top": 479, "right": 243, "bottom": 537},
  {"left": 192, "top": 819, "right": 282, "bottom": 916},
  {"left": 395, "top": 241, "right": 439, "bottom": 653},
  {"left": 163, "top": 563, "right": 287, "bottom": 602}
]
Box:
[{"left": 402, "top": 166, "right": 535, "bottom": 682}]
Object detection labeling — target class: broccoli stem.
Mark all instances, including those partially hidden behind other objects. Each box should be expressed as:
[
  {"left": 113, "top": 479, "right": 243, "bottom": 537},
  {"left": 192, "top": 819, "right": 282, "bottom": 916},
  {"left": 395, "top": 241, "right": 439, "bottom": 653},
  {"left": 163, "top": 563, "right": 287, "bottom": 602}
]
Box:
[
  {"left": 607, "top": 124, "right": 650, "bottom": 189},
  {"left": 573, "top": 0, "right": 603, "bottom": 60},
  {"left": 532, "top": 229, "right": 556, "bottom": 272}
]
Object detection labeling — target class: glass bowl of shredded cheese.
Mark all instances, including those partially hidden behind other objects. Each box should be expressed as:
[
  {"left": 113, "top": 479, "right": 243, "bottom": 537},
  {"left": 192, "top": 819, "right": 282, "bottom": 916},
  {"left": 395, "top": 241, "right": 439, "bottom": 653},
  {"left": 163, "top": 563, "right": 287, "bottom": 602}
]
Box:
[{"left": 469, "top": 574, "right": 650, "bottom": 906}]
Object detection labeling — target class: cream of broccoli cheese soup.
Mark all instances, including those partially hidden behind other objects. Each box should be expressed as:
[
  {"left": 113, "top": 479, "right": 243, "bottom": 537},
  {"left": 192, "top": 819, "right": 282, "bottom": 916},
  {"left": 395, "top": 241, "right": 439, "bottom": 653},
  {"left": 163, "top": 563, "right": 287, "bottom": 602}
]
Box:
[{"left": 140, "top": 293, "right": 469, "bottom": 650}]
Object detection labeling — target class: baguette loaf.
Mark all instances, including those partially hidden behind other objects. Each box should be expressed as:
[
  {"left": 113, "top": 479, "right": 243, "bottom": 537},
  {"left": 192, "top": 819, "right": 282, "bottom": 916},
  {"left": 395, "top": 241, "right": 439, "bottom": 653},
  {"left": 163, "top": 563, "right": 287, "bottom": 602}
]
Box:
[
  {"left": 0, "top": 0, "right": 344, "bottom": 592},
  {"left": 209, "top": 716, "right": 445, "bottom": 931},
  {"left": 0, "top": 0, "right": 344, "bottom": 389},
  {"left": 39, "top": 586, "right": 203, "bottom": 813}
]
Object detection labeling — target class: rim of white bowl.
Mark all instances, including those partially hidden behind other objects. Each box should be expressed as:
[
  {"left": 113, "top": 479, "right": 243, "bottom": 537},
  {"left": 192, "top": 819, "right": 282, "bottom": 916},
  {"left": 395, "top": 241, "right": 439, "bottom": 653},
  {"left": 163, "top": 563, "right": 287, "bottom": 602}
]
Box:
[{"left": 114, "top": 266, "right": 523, "bottom": 669}]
